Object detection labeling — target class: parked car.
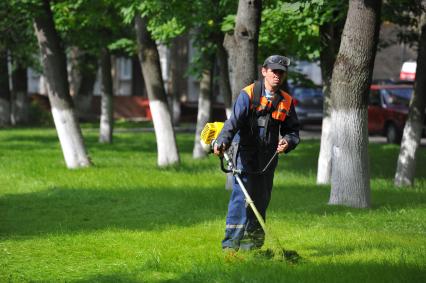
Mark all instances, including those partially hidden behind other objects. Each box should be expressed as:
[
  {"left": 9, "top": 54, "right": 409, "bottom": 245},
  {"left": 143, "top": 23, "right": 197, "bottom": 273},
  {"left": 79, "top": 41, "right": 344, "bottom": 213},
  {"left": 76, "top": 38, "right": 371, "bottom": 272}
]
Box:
[
  {"left": 400, "top": 61, "right": 416, "bottom": 81},
  {"left": 368, "top": 84, "right": 413, "bottom": 143},
  {"left": 290, "top": 86, "right": 323, "bottom": 127}
]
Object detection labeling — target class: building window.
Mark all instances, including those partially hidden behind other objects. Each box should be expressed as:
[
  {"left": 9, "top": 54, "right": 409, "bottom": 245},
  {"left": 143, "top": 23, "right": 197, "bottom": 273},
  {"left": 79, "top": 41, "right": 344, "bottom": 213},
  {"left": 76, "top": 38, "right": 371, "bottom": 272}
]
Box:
[{"left": 119, "top": 58, "right": 132, "bottom": 80}]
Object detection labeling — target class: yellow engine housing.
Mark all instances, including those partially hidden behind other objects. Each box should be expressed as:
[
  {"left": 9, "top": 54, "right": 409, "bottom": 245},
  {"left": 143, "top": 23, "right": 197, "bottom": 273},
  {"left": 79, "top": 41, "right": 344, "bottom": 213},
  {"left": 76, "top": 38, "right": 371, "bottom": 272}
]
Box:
[{"left": 200, "top": 122, "right": 224, "bottom": 146}]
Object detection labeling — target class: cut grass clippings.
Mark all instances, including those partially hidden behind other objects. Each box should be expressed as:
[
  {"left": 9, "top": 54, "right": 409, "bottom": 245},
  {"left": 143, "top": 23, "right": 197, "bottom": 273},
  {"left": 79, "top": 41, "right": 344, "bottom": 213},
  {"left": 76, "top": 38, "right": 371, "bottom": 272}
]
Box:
[{"left": 0, "top": 126, "right": 425, "bottom": 282}]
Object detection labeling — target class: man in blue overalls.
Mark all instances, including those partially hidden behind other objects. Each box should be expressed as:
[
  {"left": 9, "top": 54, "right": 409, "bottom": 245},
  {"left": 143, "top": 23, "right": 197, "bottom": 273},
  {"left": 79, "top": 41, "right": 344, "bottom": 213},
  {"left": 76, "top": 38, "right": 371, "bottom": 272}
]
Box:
[{"left": 214, "top": 55, "right": 300, "bottom": 251}]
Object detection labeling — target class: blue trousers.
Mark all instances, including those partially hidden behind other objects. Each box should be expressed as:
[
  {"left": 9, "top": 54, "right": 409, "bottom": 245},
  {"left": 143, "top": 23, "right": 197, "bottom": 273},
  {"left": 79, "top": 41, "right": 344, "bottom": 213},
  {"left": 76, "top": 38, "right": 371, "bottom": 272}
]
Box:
[{"left": 222, "top": 149, "right": 277, "bottom": 250}]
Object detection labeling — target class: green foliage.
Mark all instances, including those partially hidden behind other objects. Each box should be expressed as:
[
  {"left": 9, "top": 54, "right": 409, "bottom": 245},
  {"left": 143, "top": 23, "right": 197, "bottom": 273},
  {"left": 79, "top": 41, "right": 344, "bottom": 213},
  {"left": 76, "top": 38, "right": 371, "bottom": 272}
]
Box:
[
  {"left": 0, "top": 128, "right": 425, "bottom": 282},
  {"left": 221, "top": 14, "right": 236, "bottom": 33},
  {"left": 259, "top": 0, "right": 346, "bottom": 62},
  {"left": 53, "top": 0, "right": 134, "bottom": 55},
  {"left": 0, "top": 1, "right": 38, "bottom": 67},
  {"left": 382, "top": 0, "right": 425, "bottom": 48},
  {"left": 108, "top": 38, "right": 136, "bottom": 56},
  {"left": 121, "top": 0, "right": 190, "bottom": 44}
]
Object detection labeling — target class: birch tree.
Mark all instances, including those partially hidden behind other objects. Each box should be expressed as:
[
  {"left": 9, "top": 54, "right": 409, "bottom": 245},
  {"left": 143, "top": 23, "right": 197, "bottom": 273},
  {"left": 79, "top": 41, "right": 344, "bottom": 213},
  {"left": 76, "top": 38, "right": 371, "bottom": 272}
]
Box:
[
  {"left": 135, "top": 14, "right": 180, "bottom": 166},
  {"left": 395, "top": 7, "right": 426, "bottom": 186},
  {"left": 33, "top": 0, "right": 91, "bottom": 169},
  {"left": 329, "top": 0, "right": 382, "bottom": 208}
]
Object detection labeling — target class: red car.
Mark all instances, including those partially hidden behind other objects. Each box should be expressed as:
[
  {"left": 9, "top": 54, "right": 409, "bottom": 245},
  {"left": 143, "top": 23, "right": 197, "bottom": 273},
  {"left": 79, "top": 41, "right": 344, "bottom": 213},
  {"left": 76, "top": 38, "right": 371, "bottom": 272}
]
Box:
[{"left": 368, "top": 84, "right": 413, "bottom": 143}]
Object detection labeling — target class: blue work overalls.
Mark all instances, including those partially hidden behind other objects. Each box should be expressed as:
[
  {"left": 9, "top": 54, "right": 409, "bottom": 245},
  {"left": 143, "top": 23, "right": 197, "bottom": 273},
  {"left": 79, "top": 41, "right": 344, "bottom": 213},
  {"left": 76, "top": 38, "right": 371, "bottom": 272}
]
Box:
[{"left": 217, "top": 81, "right": 300, "bottom": 251}]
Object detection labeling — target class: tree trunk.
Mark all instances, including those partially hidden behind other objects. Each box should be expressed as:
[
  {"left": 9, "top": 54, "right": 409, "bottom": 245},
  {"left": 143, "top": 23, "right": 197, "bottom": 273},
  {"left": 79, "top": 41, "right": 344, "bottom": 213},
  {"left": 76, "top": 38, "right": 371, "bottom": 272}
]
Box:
[
  {"left": 216, "top": 37, "right": 232, "bottom": 118},
  {"left": 11, "top": 61, "right": 29, "bottom": 125},
  {"left": 168, "top": 35, "right": 188, "bottom": 125},
  {"left": 224, "top": 0, "right": 261, "bottom": 102},
  {"left": 0, "top": 51, "right": 11, "bottom": 127},
  {"left": 72, "top": 50, "right": 97, "bottom": 121},
  {"left": 317, "top": 22, "right": 343, "bottom": 185},
  {"left": 99, "top": 48, "right": 114, "bottom": 143},
  {"left": 135, "top": 14, "right": 180, "bottom": 167},
  {"left": 131, "top": 55, "right": 145, "bottom": 96},
  {"left": 395, "top": 12, "right": 426, "bottom": 187},
  {"left": 33, "top": 0, "right": 91, "bottom": 169},
  {"left": 329, "top": 0, "right": 381, "bottom": 208},
  {"left": 193, "top": 65, "right": 213, "bottom": 158}
]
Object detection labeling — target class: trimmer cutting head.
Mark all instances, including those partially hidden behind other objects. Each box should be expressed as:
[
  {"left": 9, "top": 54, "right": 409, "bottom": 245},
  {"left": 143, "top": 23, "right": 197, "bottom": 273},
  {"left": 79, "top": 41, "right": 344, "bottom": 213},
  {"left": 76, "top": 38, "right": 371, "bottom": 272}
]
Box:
[{"left": 282, "top": 249, "right": 301, "bottom": 263}]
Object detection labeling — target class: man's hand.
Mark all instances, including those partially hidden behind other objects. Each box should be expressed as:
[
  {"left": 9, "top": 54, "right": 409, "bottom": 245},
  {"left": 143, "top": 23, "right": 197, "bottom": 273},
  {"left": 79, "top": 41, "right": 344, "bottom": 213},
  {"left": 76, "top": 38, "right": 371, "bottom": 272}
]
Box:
[
  {"left": 277, "top": 138, "right": 289, "bottom": 154},
  {"left": 213, "top": 142, "right": 225, "bottom": 156}
]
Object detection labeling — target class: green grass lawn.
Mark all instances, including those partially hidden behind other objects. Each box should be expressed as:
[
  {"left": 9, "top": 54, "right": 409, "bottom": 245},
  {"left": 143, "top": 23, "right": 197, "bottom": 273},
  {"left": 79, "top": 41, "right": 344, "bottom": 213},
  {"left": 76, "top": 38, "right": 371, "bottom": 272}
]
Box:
[{"left": 0, "top": 126, "right": 425, "bottom": 282}]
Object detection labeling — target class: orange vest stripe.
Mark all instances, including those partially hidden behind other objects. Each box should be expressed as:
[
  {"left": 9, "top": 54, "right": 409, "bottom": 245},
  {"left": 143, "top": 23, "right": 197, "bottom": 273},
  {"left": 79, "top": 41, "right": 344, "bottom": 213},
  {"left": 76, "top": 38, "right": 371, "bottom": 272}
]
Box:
[{"left": 243, "top": 83, "right": 292, "bottom": 122}]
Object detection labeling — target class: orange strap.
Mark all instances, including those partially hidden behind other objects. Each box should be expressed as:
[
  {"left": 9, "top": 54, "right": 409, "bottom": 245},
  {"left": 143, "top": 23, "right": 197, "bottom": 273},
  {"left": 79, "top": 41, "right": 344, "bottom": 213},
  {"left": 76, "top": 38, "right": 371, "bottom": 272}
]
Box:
[{"left": 243, "top": 83, "right": 292, "bottom": 121}]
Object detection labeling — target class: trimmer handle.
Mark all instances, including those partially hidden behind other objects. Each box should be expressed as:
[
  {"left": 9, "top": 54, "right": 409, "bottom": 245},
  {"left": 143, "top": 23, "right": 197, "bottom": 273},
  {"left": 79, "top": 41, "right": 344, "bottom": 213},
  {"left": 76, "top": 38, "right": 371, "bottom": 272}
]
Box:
[{"left": 220, "top": 152, "right": 233, "bottom": 174}]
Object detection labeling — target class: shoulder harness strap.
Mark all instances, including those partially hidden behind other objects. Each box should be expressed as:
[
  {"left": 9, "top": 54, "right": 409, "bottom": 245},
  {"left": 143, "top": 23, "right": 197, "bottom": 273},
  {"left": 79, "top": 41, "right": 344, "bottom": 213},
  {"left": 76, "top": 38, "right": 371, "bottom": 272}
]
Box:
[{"left": 252, "top": 80, "right": 262, "bottom": 110}]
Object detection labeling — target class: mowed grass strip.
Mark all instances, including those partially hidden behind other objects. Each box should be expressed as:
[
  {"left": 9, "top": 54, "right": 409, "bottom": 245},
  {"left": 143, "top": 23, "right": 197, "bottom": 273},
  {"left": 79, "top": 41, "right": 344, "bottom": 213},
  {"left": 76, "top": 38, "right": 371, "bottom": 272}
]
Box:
[{"left": 0, "top": 127, "right": 425, "bottom": 282}]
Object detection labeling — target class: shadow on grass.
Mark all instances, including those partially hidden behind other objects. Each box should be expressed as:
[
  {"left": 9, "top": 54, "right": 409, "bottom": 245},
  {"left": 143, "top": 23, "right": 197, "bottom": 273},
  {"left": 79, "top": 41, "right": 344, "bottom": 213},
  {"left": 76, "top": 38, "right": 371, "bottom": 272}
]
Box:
[
  {"left": 279, "top": 140, "right": 426, "bottom": 179},
  {"left": 73, "top": 258, "right": 425, "bottom": 283},
  {"left": 1, "top": 183, "right": 425, "bottom": 238},
  {"left": 0, "top": 130, "right": 196, "bottom": 156},
  {"left": 0, "top": 186, "right": 227, "bottom": 238}
]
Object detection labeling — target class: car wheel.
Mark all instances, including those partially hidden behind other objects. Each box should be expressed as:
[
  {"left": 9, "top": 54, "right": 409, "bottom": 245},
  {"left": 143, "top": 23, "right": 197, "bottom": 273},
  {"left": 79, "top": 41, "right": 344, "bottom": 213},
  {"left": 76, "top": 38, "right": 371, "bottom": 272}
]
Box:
[{"left": 386, "top": 123, "right": 401, "bottom": 144}]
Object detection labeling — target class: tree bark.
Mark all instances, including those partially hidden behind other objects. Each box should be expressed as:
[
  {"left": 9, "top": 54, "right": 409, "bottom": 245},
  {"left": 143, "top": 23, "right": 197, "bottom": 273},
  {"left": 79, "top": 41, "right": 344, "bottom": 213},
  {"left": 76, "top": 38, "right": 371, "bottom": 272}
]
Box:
[
  {"left": 329, "top": 0, "right": 381, "bottom": 208},
  {"left": 0, "top": 51, "right": 11, "bottom": 127},
  {"left": 216, "top": 36, "right": 232, "bottom": 118},
  {"left": 99, "top": 48, "right": 114, "bottom": 143},
  {"left": 193, "top": 65, "right": 213, "bottom": 158},
  {"left": 224, "top": 0, "right": 261, "bottom": 102},
  {"left": 33, "top": 0, "right": 91, "bottom": 169},
  {"left": 317, "top": 22, "right": 343, "bottom": 185},
  {"left": 11, "top": 61, "right": 29, "bottom": 125},
  {"left": 135, "top": 14, "right": 180, "bottom": 167},
  {"left": 71, "top": 49, "right": 97, "bottom": 120},
  {"left": 168, "top": 35, "right": 188, "bottom": 125},
  {"left": 395, "top": 12, "right": 426, "bottom": 187}
]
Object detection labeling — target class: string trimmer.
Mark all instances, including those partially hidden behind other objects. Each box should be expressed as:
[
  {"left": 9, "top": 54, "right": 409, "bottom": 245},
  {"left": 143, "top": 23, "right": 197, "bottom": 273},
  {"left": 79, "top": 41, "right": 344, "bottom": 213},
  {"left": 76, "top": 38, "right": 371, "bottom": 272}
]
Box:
[{"left": 200, "top": 122, "right": 300, "bottom": 263}]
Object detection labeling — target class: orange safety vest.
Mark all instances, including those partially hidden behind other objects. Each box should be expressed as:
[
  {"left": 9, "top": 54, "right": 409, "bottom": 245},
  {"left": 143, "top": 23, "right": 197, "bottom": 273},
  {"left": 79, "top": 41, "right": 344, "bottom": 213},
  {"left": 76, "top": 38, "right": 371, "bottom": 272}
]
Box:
[{"left": 243, "top": 83, "right": 292, "bottom": 122}]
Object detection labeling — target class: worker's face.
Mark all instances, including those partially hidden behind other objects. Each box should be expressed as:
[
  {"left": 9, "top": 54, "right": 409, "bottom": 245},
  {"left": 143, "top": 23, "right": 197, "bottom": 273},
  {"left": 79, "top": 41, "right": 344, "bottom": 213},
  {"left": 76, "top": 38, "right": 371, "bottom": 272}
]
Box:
[{"left": 262, "top": 67, "right": 286, "bottom": 90}]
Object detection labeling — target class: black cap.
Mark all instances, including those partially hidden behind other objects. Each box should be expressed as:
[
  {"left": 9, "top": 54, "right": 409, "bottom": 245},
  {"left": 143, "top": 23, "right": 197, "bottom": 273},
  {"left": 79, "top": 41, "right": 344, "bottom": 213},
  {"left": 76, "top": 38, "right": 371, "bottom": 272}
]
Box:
[{"left": 263, "top": 55, "right": 290, "bottom": 71}]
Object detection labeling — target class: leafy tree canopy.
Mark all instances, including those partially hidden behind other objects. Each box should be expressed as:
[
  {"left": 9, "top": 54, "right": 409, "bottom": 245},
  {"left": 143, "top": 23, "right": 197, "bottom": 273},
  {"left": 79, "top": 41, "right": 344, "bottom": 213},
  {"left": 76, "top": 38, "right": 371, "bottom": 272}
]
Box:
[{"left": 0, "top": 0, "right": 38, "bottom": 67}]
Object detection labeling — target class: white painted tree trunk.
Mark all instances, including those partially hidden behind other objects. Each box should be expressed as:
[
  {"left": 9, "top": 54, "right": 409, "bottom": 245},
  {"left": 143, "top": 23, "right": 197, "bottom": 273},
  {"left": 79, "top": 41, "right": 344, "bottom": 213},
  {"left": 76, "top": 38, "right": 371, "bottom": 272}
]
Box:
[
  {"left": 329, "top": 109, "right": 371, "bottom": 207},
  {"left": 328, "top": 0, "right": 381, "bottom": 208},
  {"left": 395, "top": 11, "right": 426, "bottom": 186},
  {"left": 135, "top": 15, "right": 180, "bottom": 167},
  {"left": 99, "top": 48, "right": 113, "bottom": 144},
  {"left": 51, "top": 107, "right": 91, "bottom": 168},
  {"left": 99, "top": 93, "right": 113, "bottom": 143},
  {"left": 33, "top": 0, "right": 91, "bottom": 169},
  {"left": 193, "top": 68, "right": 212, "bottom": 158},
  {"left": 317, "top": 116, "right": 332, "bottom": 184},
  {"left": 395, "top": 121, "right": 423, "bottom": 186},
  {"left": 150, "top": 100, "right": 180, "bottom": 166},
  {"left": 316, "top": 21, "right": 342, "bottom": 185}
]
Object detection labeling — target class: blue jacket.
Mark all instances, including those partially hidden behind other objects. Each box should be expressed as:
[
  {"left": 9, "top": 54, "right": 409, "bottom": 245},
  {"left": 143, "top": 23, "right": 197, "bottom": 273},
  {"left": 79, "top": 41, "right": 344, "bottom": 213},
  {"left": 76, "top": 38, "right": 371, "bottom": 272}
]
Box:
[{"left": 217, "top": 83, "right": 300, "bottom": 154}]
